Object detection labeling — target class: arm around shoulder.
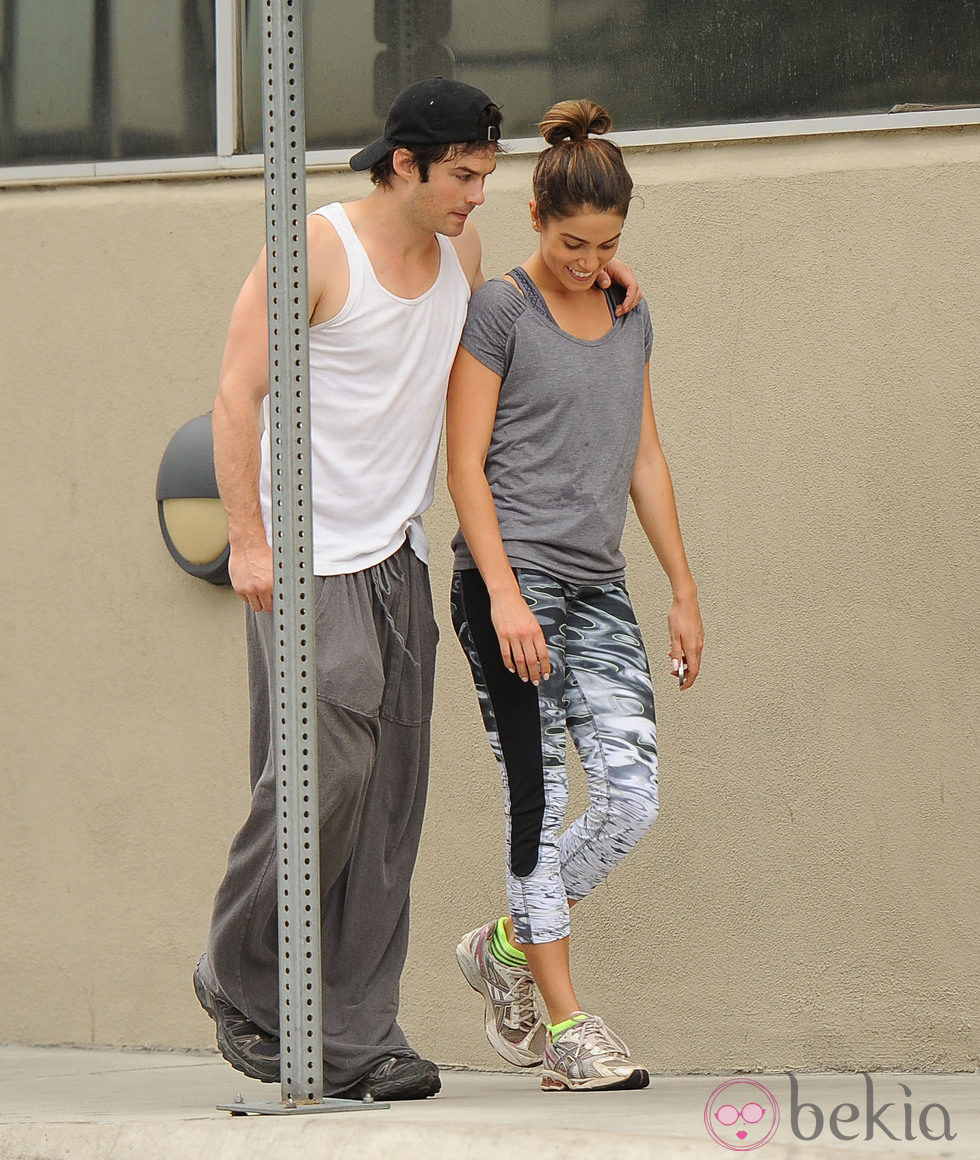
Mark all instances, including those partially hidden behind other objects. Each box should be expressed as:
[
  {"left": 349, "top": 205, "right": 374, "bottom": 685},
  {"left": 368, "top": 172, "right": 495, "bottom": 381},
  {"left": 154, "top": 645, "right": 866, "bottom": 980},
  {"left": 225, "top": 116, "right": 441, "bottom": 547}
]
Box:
[{"left": 451, "top": 217, "right": 485, "bottom": 293}]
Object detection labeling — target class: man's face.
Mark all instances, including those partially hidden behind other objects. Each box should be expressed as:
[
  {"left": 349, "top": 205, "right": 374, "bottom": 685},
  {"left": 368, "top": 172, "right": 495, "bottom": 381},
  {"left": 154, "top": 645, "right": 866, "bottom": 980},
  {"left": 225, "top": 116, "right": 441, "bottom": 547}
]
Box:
[{"left": 405, "top": 148, "right": 497, "bottom": 236}]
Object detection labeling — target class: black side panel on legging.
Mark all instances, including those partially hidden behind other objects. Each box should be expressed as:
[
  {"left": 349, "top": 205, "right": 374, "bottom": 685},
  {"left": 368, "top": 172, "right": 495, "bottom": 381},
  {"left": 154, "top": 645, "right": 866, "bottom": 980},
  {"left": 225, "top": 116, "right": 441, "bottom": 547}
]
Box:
[{"left": 458, "top": 569, "right": 546, "bottom": 877}]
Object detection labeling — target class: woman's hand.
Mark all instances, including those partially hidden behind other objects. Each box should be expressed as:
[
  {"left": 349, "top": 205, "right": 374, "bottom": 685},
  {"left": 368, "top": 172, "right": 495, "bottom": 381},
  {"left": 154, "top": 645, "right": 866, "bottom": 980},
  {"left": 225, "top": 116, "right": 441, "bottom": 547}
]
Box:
[
  {"left": 491, "top": 589, "right": 551, "bottom": 685},
  {"left": 668, "top": 591, "right": 704, "bottom": 690}
]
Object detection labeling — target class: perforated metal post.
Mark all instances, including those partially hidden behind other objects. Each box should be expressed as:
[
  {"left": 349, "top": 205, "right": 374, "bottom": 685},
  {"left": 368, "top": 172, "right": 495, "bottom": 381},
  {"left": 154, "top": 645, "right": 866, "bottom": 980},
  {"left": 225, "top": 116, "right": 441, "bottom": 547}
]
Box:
[
  {"left": 219, "top": 0, "right": 321, "bottom": 1109},
  {"left": 217, "top": 0, "right": 387, "bottom": 1117},
  {"left": 263, "top": 0, "right": 323, "bottom": 1107}
]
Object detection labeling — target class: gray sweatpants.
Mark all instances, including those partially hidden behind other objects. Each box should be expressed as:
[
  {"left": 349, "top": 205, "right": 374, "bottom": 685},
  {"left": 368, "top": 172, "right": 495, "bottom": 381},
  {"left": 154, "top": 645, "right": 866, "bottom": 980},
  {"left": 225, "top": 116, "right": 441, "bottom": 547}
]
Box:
[{"left": 206, "top": 541, "right": 438, "bottom": 1093}]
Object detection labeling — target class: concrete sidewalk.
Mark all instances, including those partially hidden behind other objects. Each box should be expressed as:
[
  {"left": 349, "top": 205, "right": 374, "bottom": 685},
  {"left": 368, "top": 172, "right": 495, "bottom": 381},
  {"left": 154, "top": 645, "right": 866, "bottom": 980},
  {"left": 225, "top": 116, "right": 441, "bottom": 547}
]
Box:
[{"left": 0, "top": 1046, "right": 977, "bottom": 1160}]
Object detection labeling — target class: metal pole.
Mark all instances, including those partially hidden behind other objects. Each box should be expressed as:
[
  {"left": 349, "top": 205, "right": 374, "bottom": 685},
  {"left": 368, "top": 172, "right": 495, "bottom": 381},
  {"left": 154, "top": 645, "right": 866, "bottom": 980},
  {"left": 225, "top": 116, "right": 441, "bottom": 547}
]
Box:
[
  {"left": 218, "top": 0, "right": 387, "bottom": 1117},
  {"left": 262, "top": 0, "right": 323, "bottom": 1104},
  {"left": 261, "top": 0, "right": 324, "bottom": 1105}
]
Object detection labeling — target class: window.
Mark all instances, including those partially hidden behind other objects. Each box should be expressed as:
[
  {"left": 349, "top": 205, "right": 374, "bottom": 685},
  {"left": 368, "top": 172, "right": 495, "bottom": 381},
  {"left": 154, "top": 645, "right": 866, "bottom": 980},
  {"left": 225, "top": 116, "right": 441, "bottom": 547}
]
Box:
[
  {"left": 239, "top": 0, "right": 980, "bottom": 153},
  {"left": 0, "top": 0, "right": 215, "bottom": 166},
  {"left": 451, "top": 0, "right": 980, "bottom": 137},
  {"left": 2, "top": 0, "right": 978, "bottom": 174}
]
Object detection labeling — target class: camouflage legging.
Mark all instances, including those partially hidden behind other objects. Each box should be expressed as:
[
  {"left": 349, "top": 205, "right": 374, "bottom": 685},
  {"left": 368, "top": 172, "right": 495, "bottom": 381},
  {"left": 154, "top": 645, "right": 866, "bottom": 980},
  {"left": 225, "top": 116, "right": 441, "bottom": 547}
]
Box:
[{"left": 452, "top": 568, "right": 660, "bottom": 944}]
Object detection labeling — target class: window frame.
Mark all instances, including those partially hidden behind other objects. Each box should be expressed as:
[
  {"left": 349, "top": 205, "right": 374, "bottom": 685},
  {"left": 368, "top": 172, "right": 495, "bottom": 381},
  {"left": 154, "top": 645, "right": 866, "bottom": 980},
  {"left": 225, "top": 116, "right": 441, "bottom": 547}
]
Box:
[{"left": 2, "top": 0, "right": 979, "bottom": 187}]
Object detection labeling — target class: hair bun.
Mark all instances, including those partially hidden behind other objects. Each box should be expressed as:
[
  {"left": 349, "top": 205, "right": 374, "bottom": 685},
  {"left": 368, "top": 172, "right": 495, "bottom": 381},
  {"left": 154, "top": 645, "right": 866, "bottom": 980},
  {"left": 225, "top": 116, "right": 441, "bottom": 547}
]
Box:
[{"left": 539, "top": 99, "right": 613, "bottom": 145}]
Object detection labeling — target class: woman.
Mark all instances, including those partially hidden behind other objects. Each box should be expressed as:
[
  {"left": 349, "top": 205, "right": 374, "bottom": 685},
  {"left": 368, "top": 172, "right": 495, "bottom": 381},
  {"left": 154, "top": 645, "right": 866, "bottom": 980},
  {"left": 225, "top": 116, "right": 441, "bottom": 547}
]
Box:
[{"left": 447, "top": 99, "right": 704, "bottom": 1092}]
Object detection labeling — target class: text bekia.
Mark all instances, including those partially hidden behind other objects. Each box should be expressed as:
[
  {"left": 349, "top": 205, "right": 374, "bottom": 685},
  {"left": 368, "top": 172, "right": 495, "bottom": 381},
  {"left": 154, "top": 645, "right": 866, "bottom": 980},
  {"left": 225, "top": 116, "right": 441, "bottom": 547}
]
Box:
[{"left": 788, "top": 1073, "right": 956, "bottom": 1142}]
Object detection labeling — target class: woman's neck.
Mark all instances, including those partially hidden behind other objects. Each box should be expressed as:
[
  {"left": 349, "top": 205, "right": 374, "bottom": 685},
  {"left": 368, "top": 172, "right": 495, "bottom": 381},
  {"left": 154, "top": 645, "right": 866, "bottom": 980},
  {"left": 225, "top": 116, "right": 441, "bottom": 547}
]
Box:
[{"left": 522, "top": 253, "right": 615, "bottom": 341}]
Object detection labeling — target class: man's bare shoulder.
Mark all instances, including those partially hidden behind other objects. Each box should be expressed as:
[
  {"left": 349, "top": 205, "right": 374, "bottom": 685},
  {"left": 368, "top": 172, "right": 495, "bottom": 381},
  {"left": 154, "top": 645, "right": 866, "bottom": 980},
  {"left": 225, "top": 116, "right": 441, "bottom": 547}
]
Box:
[
  {"left": 307, "top": 208, "right": 348, "bottom": 267},
  {"left": 307, "top": 208, "right": 351, "bottom": 325},
  {"left": 451, "top": 217, "right": 484, "bottom": 292}
]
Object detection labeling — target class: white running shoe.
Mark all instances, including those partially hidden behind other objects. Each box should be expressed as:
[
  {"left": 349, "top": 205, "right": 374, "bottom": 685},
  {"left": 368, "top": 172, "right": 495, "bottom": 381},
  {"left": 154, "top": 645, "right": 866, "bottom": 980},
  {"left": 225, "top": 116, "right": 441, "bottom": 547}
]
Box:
[
  {"left": 456, "top": 922, "right": 547, "bottom": 1067},
  {"left": 541, "top": 1012, "right": 650, "bottom": 1092}
]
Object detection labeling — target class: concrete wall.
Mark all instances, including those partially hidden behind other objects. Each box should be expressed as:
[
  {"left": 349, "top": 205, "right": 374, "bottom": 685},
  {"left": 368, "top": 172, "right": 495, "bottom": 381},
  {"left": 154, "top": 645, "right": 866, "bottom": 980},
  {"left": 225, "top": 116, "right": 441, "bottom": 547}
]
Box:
[{"left": 1, "top": 126, "right": 977, "bottom": 1072}]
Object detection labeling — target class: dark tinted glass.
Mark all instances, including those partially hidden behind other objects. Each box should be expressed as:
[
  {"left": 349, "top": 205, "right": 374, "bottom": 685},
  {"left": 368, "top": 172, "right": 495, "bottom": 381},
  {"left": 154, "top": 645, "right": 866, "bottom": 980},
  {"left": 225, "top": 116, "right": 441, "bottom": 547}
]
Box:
[
  {"left": 540, "top": 0, "right": 980, "bottom": 133},
  {"left": 241, "top": 0, "right": 979, "bottom": 153},
  {"left": 240, "top": 0, "right": 381, "bottom": 153},
  {"left": 0, "top": 0, "right": 216, "bottom": 166}
]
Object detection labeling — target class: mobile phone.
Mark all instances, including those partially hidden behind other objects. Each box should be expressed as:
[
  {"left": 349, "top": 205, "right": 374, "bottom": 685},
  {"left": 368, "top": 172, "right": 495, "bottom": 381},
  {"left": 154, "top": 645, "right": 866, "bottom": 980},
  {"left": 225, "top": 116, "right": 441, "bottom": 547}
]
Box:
[{"left": 676, "top": 658, "right": 686, "bottom": 684}]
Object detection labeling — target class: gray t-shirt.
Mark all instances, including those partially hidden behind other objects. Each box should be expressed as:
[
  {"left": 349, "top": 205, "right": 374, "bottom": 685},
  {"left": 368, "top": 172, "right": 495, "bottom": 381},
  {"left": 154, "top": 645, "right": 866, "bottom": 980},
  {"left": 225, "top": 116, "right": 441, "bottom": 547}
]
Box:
[{"left": 452, "top": 270, "right": 654, "bottom": 583}]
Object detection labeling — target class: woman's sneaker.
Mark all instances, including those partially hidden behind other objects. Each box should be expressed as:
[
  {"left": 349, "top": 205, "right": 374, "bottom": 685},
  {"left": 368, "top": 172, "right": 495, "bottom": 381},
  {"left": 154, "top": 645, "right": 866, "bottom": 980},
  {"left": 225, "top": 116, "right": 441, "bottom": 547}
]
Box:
[
  {"left": 456, "top": 922, "right": 547, "bottom": 1066},
  {"left": 541, "top": 1012, "right": 650, "bottom": 1092}
]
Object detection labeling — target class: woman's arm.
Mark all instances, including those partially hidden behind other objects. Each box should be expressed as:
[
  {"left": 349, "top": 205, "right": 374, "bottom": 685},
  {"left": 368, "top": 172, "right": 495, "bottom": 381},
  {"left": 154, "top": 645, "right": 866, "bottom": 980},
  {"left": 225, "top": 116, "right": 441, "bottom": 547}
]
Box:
[
  {"left": 446, "top": 346, "right": 551, "bottom": 685},
  {"left": 629, "top": 365, "right": 705, "bottom": 689}
]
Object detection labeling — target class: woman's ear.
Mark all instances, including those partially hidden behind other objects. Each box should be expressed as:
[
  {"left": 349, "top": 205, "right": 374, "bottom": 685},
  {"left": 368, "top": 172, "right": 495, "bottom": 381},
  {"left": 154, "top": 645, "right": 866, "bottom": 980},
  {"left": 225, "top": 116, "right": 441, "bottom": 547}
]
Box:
[{"left": 529, "top": 199, "right": 540, "bottom": 232}]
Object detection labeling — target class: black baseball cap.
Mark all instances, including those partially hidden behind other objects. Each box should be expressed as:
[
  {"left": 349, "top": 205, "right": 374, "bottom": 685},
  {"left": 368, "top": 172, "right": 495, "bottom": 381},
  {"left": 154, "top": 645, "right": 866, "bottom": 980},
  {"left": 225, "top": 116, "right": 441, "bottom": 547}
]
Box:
[{"left": 349, "top": 76, "right": 501, "bottom": 172}]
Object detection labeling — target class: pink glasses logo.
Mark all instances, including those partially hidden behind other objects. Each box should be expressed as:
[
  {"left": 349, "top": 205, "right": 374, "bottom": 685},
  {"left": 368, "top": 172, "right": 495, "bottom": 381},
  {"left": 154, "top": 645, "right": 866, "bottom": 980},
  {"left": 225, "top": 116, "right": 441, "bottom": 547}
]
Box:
[{"left": 704, "top": 1079, "right": 780, "bottom": 1151}]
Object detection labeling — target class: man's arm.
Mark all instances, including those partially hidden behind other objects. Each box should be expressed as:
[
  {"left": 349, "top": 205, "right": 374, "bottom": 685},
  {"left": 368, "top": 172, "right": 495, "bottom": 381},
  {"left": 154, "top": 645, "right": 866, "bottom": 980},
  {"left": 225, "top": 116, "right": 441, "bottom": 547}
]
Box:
[
  {"left": 451, "top": 217, "right": 485, "bottom": 293},
  {"left": 456, "top": 218, "right": 640, "bottom": 314},
  {"left": 214, "top": 215, "right": 346, "bottom": 612},
  {"left": 600, "top": 257, "right": 643, "bottom": 316},
  {"left": 212, "top": 255, "right": 276, "bottom": 612}
]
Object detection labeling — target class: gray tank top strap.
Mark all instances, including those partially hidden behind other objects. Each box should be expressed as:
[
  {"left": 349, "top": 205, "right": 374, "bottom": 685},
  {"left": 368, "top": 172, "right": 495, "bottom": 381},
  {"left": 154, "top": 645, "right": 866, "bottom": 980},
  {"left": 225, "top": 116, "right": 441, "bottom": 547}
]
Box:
[
  {"left": 507, "top": 266, "right": 618, "bottom": 324},
  {"left": 507, "top": 267, "right": 550, "bottom": 319}
]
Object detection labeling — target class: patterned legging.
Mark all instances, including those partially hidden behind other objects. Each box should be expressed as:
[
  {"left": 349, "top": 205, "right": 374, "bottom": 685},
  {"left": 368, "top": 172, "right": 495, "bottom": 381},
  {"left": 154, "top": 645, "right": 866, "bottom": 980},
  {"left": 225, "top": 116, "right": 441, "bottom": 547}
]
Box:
[{"left": 452, "top": 568, "right": 660, "bottom": 944}]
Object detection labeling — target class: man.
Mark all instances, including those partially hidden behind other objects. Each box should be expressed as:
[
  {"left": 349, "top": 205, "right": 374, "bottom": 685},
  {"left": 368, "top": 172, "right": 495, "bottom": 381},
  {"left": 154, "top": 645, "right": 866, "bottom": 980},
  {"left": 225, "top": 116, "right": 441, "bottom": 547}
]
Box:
[{"left": 194, "top": 77, "right": 640, "bottom": 1101}]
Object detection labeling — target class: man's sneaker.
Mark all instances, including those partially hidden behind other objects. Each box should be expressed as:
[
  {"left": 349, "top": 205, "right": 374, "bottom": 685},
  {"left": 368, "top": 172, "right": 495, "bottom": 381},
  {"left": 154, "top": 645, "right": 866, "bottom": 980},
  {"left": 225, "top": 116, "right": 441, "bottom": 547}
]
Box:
[
  {"left": 541, "top": 1012, "right": 650, "bottom": 1092},
  {"left": 193, "top": 956, "right": 280, "bottom": 1083},
  {"left": 456, "top": 922, "right": 547, "bottom": 1067},
  {"left": 337, "top": 1053, "right": 441, "bottom": 1101}
]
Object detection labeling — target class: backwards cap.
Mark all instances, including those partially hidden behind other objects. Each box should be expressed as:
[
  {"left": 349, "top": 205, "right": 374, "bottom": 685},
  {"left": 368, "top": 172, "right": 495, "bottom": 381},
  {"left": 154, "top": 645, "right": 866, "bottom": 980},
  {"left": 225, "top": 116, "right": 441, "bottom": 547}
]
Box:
[{"left": 349, "top": 76, "right": 500, "bottom": 171}]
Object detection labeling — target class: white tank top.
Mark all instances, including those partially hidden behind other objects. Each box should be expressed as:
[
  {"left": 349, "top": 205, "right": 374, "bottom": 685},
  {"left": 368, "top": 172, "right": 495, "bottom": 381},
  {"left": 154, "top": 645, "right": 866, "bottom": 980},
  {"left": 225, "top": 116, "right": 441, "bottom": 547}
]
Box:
[{"left": 259, "top": 202, "right": 470, "bottom": 574}]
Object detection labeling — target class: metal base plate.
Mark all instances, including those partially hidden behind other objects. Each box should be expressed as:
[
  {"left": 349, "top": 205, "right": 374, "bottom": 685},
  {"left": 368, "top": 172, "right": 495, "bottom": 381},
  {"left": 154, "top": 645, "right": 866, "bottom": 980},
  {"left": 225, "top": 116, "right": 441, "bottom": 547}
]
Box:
[{"left": 218, "top": 1096, "right": 390, "bottom": 1116}]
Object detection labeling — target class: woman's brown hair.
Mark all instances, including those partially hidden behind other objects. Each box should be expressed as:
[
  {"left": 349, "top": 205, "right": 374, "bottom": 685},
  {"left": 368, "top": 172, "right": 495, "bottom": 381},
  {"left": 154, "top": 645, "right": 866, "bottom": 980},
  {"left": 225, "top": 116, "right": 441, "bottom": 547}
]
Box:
[{"left": 532, "top": 99, "right": 633, "bottom": 224}]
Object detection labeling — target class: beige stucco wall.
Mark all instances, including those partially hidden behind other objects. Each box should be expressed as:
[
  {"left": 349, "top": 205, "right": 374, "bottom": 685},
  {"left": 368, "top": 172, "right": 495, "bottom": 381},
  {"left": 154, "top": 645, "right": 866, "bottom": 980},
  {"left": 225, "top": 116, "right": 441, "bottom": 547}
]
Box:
[{"left": 1, "top": 126, "right": 977, "bottom": 1073}]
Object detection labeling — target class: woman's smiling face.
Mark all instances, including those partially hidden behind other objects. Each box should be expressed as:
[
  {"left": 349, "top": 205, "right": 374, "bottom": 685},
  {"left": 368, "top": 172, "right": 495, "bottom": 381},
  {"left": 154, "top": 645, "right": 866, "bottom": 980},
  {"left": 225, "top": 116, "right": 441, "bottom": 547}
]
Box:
[{"left": 531, "top": 204, "right": 625, "bottom": 293}]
